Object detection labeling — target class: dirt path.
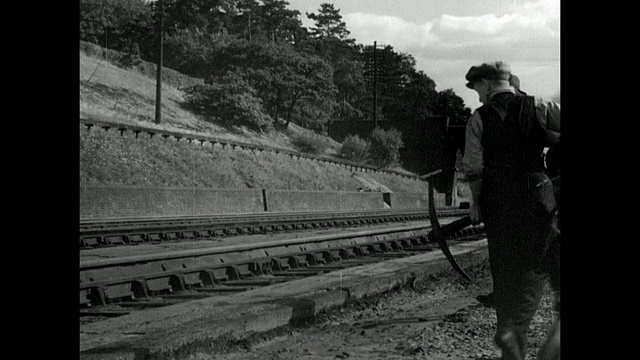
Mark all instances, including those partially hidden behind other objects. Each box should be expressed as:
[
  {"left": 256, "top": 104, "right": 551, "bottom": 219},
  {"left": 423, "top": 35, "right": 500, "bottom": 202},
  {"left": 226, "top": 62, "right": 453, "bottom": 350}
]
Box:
[{"left": 189, "top": 259, "right": 558, "bottom": 360}]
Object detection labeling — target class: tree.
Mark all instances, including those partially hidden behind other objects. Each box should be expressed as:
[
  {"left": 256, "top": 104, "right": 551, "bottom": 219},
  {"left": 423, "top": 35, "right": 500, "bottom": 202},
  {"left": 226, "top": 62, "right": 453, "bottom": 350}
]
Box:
[
  {"left": 260, "top": 0, "right": 305, "bottom": 43},
  {"left": 161, "top": 0, "right": 237, "bottom": 35},
  {"left": 228, "top": 0, "right": 262, "bottom": 41},
  {"left": 242, "top": 42, "right": 337, "bottom": 127},
  {"left": 183, "top": 72, "right": 273, "bottom": 132},
  {"left": 339, "top": 135, "right": 369, "bottom": 163},
  {"left": 368, "top": 127, "right": 404, "bottom": 168},
  {"left": 431, "top": 89, "right": 472, "bottom": 126},
  {"left": 202, "top": 39, "right": 336, "bottom": 129},
  {"left": 361, "top": 45, "right": 438, "bottom": 123},
  {"left": 162, "top": 29, "right": 223, "bottom": 79},
  {"left": 302, "top": 4, "right": 363, "bottom": 121},
  {"left": 80, "top": 0, "right": 154, "bottom": 54},
  {"left": 306, "top": 3, "right": 352, "bottom": 42}
]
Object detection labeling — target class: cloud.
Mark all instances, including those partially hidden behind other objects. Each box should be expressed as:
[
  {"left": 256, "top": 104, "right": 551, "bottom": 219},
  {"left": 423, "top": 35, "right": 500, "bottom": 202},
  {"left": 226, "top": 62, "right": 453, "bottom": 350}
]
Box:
[
  {"left": 344, "top": 13, "right": 439, "bottom": 47},
  {"left": 344, "top": 1, "right": 559, "bottom": 61},
  {"left": 342, "top": 0, "right": 560, "bottom": 109}
]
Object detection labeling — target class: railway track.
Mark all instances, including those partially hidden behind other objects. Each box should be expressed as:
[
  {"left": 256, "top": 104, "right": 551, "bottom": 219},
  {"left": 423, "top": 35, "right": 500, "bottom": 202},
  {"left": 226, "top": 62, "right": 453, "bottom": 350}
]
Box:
[
  {"left": 80, "top": 213, "right": 485, "bottom": 324},
  {"left": 80, "top": 208, "right": 466, "bottom": 248}
]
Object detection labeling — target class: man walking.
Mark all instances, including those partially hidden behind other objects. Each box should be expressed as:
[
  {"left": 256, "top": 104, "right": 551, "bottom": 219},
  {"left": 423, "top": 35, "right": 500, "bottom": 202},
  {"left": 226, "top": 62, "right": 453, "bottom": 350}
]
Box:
[
  {"left": 474, "top": 73, "right": 547, "bottom": 309},
  {"left": 461, "top": 61, "right": 560, "bottom": 360}
]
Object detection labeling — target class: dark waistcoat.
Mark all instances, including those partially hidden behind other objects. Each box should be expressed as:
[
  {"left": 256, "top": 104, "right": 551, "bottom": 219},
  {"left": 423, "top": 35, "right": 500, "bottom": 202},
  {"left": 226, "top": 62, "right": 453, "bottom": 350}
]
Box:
[{"left": 477, "top": 93, "right": 547, "bottom": 179}]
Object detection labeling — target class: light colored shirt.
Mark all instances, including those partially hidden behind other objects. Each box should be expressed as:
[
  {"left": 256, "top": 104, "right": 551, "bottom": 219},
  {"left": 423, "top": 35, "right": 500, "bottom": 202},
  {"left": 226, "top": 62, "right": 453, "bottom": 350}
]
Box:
[{"left": 461, "top": 93, "right": 561, "bottom": 181}]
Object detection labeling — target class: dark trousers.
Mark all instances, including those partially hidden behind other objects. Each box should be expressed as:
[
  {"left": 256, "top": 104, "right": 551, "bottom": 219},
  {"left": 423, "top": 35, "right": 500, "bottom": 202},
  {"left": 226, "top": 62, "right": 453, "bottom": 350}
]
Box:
[{"left": 482, "top": 173, "right": 557, "bottom": 360}]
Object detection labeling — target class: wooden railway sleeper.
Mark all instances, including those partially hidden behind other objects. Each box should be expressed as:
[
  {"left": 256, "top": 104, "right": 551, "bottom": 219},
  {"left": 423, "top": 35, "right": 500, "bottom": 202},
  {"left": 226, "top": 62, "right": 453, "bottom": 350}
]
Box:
[
  {"left": 204, "top": 267, "right": 237, "bottom": 283},
  {"left": 377, "top": 242, "right": 390, "bottom": 252},
  {"left": 80, "top": 237, "right": 102, "bottom": 248},
  {"left": 88, "top": 286, "right": 107, "bottom": 306},
  {"left": 148, "top": 233, "right": 163, "bottom": 242},
  {"left": 131, "top": 279, "right": 150, "bottom": 299},
  {"left": 195, "top": 230, "right": 210, "bottom": 238},
  {"left": 249, "top": 259, "right": 273, "bottom": 275},
  {"left": 232, "top": 263, "right": 259, "bottom": 279},
  {"left": 305, "top": 252, "right": 325, "bottom": 266},
  {"left": 163, "top": 232, "right": 180, "bottom": 241},
  {"left": 399, "top": 239, "right": 413, "bottom": 249},
  {"left": 224, "top": 228, "right": 238, "bottom": 236},
  {"left": 271, "top": 258, "right": 290, "bottom": 272},
  {"left": 181, "top": 231, "right": 197, "bottom": 240},
  {"left": 169, "top": 275, "right": 186, "bottom": 292},
  {"left": 128, "top": 234, "right": 147, "bottom": 244},
  {"left": 292, "top": 254, "right": 309, "bottom": 268},
  {"left": 102, "top": 235, "right": 126, "bottom": 246},
  {"left": 212, "top": 229, "right": 225, "bottom": 237},
  {"left": 323, "top": 250, "right": 342, "bottom": 263},
  {"left": 199, "top": 270, "right": 216, "bottom": 286},
  {"left": 356, "top": 246, "right": 370, "bottom": 256},
  {"left": 250, "top": 226, "right": 266, "bottom": 234},
  {"left": 339, "top": 247, "right": 357, "bottom": 259},
  {"left": 367, "top": 243, "right": 383, "bottom": 254}
]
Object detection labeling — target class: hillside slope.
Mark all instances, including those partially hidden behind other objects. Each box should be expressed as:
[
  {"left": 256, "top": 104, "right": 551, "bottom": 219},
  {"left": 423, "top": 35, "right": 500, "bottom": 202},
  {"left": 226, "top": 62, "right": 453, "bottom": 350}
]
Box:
[
  {"left": 80, "top": 45, "right": 336, "bottom": 153},
  {"left": 80, "top": 125, "right": 428, "bottom": 192},
  {"left": 79, "top": 45, "right": 429, "bottom": 193}
]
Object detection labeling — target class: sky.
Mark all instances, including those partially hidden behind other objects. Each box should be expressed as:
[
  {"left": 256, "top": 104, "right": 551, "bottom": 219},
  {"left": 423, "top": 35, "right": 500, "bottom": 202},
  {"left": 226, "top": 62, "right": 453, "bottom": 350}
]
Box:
[{"left": 285, "top": 0, "right": 560, "bottom": 111}]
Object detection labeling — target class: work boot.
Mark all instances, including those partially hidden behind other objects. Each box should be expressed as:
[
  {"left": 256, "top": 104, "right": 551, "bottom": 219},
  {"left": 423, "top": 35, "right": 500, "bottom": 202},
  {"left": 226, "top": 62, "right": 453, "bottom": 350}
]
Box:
[
  {"left": 476, "top": 292, "right": 495, "bottom": 307},
  {"left": 495, "top": 330, "right": 524, "bottom": 360},
  {"left": 537, "top": 319, "right": 560, "bottom": 360}
]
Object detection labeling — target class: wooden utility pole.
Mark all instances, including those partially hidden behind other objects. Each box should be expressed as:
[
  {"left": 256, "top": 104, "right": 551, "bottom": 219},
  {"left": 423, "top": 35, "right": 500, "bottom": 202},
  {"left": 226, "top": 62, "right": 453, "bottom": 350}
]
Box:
[
  {"left": 373, "top": 41, "right": 377, "bottom": 128},
  {"left": 155, "top": 0, "right": 164, "bottom": 124}
]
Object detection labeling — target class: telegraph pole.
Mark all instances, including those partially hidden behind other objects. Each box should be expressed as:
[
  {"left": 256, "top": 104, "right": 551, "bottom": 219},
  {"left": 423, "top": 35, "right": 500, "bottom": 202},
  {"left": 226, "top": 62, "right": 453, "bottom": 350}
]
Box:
[
  {"left": 155, "top": 0, "right": 164, "bottom": 124},
  {"left": 373, "top": 41, "right": 377, "bottom": 128}
]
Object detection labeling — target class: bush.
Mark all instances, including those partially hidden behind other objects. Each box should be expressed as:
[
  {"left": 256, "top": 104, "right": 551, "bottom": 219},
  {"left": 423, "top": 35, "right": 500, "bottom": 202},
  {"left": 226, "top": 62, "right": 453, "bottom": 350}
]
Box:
[
  {"left": 339, "top": 135, "right": 369, "bottom": 163},
  {"left": 80, "top": 0, "right": 154, "bottom": 55},
  {"left": 292, "top": 133, "right": 329, "bottom": 155},
  {"left": 368, "top": 127, "right": 404, "bottom": 168},
  {"left": 183, "top": 75, "right": 273, "bottom": 132},
  {"left": 115, "top": 41, "right": 142, "bottom": 69}
]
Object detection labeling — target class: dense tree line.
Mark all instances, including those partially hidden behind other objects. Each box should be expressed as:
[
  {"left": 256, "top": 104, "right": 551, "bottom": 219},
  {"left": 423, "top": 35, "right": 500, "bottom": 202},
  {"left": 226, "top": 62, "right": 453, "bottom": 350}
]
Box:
[{"left": 80, "top": 0, "right": 471, "bottom": 133}]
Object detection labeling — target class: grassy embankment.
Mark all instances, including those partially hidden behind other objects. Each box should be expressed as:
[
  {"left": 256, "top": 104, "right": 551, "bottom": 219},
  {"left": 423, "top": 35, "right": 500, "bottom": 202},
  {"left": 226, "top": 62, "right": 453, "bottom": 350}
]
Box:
[{"left": 79, "top": 46, "right": 429, "bottom": 193}]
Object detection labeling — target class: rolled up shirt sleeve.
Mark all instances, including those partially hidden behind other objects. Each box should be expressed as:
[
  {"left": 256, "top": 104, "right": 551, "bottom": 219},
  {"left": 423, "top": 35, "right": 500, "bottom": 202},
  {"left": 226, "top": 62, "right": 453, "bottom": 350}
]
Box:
[
  {"left": 461, "top": 110, "right": 484, "bottom": 181},
  {"left": 535, "top": 97, "right": 561, "bottom": 133}
]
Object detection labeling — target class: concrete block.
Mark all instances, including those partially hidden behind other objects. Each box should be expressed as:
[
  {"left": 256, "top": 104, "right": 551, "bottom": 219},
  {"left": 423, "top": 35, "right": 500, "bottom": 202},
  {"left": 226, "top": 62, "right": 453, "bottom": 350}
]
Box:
[
  {"left": 80, "top": 186, "right": 264, "bottom": 219},
  {"left": 293, "top": 290, "right": 349, "bottom": 318},
  {"left": 388, "top": 192, "right": 429, "bottom": 209},
  {"left": 338, "top": 192, "right": 385, "bottom": 211},
  {"left": 265, "top": 190, "right": 385, "bottom": 212},
  {"left": 265, "top": 190, "right": 341, "bottom": 212}
]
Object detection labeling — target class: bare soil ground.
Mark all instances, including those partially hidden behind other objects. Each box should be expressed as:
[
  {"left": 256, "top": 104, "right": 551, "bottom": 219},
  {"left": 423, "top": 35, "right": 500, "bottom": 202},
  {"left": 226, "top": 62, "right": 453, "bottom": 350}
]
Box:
[{"left": 189, "top": 260, "right": 558, "bottom": 360}]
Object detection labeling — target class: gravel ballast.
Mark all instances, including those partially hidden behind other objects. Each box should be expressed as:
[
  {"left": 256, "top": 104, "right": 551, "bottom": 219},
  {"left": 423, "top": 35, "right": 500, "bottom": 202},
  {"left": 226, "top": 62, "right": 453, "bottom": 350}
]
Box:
[{"left": 190, "top": 258, "right": 559, "bottom": 360}]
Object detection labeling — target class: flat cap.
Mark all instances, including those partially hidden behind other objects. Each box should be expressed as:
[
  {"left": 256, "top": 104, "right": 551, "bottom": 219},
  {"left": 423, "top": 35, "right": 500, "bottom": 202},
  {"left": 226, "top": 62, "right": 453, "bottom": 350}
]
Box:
[{"left": 465, "top": 61, "right": 512, "bottom": 89}]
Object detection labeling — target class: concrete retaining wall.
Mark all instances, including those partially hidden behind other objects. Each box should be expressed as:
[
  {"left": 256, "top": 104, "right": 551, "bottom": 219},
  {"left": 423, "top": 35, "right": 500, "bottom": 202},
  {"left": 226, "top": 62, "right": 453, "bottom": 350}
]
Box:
[
  {"left": 80, "top": 186, "right": 264, "bottom": 220},
  {"left": 383, "top": 192, "right": 446, "bottom": 209},
  {"left": 387, "top": 192, "right": 429, "bottom": 209},
  {"left": 265, "top": 190, "right": 386, "bottom": 212},
  {"left": 80, "top": 186, "right": 448, "bottom": 220}
]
